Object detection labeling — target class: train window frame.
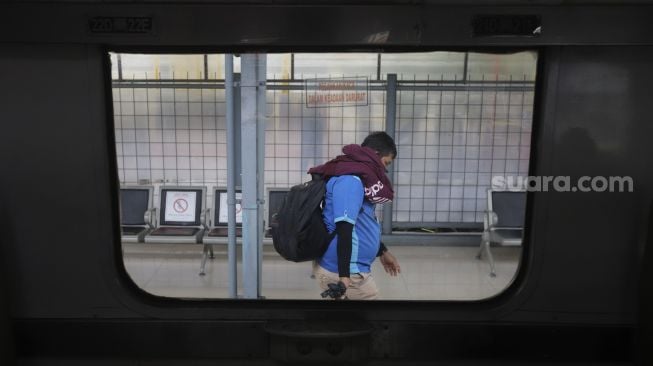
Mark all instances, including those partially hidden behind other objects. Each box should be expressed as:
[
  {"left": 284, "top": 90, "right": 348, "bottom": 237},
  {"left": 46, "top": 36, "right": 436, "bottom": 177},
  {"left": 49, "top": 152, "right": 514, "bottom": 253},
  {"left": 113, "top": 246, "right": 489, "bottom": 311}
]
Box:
[{"left": 104, "top": 46, "right": 541, "bottom": 310}]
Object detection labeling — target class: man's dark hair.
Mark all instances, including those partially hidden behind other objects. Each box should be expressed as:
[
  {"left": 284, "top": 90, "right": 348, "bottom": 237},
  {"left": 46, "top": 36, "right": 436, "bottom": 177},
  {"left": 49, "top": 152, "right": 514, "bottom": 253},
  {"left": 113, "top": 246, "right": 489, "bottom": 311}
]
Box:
[{"left": 361, "top": 131, "right": 397, "bottom": 158}]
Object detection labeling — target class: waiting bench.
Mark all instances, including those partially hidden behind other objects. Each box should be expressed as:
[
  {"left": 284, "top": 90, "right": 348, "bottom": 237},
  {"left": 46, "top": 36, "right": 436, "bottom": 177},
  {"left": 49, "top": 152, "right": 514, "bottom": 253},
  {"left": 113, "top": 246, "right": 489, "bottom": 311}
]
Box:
[
  {"left": 144, "top": 186, "right": 207, "bottom": 244},
  {"left": 199, "top": 188, "right": 242, "bottom": 275},
  {"left": 476, "top": 189, "right": 527, "bottom": 277},
  {"left": 120, "top": 186, "right": 154, "bottom": 243},
  {"left": 198, "top": 187, "right": 289, "bottom": 275}
]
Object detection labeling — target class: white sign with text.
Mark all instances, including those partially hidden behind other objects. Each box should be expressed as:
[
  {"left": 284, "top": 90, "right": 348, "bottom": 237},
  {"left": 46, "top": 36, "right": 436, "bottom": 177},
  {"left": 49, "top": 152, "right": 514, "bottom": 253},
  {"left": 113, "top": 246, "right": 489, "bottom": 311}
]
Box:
[{"left": 164, "top": 191, "right": 197, "bottom": 222}]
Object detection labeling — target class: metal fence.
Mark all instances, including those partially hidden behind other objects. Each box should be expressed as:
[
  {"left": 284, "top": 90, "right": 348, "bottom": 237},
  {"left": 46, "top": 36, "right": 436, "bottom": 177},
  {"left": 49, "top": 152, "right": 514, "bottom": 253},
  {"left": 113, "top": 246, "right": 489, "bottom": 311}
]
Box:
[{"left": 113, "top": 76, "right": 534, "bottom": 228}]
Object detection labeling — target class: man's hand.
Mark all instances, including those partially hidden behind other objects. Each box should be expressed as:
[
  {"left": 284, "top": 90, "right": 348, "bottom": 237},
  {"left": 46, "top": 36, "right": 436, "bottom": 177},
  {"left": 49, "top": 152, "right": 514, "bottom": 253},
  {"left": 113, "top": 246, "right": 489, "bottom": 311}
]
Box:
[{"left": 380, "top": 251, "right": 401, "bottom": 276}]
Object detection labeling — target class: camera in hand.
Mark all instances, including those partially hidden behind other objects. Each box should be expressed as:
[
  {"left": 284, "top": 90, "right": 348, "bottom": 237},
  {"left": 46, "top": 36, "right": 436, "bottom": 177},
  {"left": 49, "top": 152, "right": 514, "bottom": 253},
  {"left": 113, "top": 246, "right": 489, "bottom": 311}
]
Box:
[{"left": 320, "top": 281, "right": 347, "bottom": 299}]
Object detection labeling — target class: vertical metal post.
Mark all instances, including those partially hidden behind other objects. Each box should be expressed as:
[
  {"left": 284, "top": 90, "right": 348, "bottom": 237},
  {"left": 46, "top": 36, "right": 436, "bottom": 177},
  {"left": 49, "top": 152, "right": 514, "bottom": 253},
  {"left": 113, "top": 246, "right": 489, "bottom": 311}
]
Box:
[
  {"left": 240, "top": 54, "right": 265, "bottom": 299},
  {"left": 256, "top": 56, "right": 267, "bottom": 295},
  {"left": 225, "top": 54, "right": 237, "bottom": 299},
  {"left": 234, "top": 73, "right": 242, "bottom": 187},
  {"left": 382, "top": 74, "right": 397, "bottom": 235},
  {"left": 290, "top": 53, "right": 295, "bottom": 80},
  {"left": 463, "top": 52, "right": 469, "bottom": 83},
  {"left": 204, "top": 54, "right": 209, "bottom": 80},
  {"left": 376, "top": 53, "right": 381, "bottom": 81},
  {"left": 117, "top": 54, "right": 123, "bottom": 81}
]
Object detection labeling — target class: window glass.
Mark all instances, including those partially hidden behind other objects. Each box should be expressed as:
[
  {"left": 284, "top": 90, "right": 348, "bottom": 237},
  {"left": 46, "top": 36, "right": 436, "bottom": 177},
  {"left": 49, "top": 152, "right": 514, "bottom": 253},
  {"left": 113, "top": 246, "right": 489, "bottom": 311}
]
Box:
[
  {"left": 112, "top": 51, "right": 535, "bottom": 301},
  {"left": 117, "top": 54, "right": 208, "bottom": 79},
  {"left": 267, "top": 53, "right": 292, "bottom": 79},
  {"left": 467, "top": 51, "right": 538, "bottom": 81},
  {"left": 207, "top": 54, "right": 241, "bottom": 79},
  {"left": 381, "top": 52, "right": 465, "bottom": 81},
  {"left": 294, "top": 53, "right": 378, "bottom": 79}
]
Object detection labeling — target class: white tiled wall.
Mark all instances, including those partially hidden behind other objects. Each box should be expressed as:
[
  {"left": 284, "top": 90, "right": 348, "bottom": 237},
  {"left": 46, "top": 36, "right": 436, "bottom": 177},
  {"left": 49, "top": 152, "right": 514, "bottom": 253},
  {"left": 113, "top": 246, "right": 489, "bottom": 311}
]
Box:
[
  {"left": 393, "top": 89, "right": 533, "bottom": 223},
  {"left": 114, "top": 82, "right": 533, "bottom": 226}
]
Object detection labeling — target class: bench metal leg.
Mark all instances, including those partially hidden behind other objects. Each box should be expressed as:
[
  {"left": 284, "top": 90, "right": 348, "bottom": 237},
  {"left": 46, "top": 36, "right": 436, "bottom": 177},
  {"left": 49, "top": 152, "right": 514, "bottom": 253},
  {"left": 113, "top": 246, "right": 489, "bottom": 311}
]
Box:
[
  {"left": 477, "top": 232, "right": 496, "bottom": 277},
  {"left": 209, "top": 245, "right": 214, "bottom": 259},
  {"left": 477, "top": 230, "right": 490, "bottom": 260},
  {"left": 199, "top": 244, "right": 209, "bottom": 276},
  {"left": 476, "top": 240, "right": 484, "bottom": 260},
  {"left": 482, "top": 240, "right": 496, "bottom": 277}
]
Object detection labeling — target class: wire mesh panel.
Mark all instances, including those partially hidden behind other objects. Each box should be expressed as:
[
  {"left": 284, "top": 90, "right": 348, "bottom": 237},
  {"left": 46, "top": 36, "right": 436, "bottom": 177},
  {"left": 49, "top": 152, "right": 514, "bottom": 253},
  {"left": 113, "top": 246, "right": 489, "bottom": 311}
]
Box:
[
  {"left": 114, "top": 84, "right": 228, "bottom": 207},
  {"left": 392, "top": 77, "right": 534, "bottom": 226},
  {"left": 265, "top": 87, "right": 386, "bottom": 187},
  {"left": 112, "top": 53, "right": 535, "bottom": 228}
]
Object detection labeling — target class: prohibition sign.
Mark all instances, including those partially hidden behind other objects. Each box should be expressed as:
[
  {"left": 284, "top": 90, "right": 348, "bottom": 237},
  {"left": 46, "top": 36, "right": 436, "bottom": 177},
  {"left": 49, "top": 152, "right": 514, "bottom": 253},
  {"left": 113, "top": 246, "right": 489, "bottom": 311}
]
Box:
[{"left": 173, "top": 198, "right": 189, "bottom": 213}]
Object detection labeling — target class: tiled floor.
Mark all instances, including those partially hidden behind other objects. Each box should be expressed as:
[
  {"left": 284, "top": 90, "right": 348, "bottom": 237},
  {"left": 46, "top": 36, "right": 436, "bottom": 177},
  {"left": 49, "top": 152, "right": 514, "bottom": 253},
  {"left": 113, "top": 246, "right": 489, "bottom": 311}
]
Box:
[{"left": 122, "top": 243, "right": 521, "bottom": 300}]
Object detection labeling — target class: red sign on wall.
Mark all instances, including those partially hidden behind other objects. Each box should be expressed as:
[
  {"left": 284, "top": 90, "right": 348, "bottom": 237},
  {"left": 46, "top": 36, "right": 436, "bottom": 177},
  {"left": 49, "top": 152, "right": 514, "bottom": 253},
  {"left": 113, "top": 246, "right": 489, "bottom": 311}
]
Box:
[{"left": 304, "top": 77, "right": 369, "bottom": 108}]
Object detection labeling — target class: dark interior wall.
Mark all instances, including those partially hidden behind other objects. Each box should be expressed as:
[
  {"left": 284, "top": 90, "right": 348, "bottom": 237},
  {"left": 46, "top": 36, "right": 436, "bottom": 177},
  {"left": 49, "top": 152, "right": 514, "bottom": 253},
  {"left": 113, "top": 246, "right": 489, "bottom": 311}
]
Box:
[
  {"left": 0, "top": 44, "right": 132, "bottom": 318},
  {"left": 512, "top": 46, "right": 649, "bottom": 322},
  {"left": 0, "top": 44, "right": 648, "bottom": 325},
  {"left": 0, "top": 3, "right": 651, "bottom": 362},
  {"left": 0, "top": 239, "right": 14, "bottom": 365},
  {"left": 1, "top": 11, "right": 653, "bottom": 365}
]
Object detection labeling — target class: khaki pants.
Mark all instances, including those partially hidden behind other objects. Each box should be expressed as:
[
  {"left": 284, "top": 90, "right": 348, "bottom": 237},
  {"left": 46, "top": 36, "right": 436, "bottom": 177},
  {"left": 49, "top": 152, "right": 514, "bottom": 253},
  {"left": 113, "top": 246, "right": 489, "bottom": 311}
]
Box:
[{"left": 314, "top": 265, "right": 379, "bottom": 300}]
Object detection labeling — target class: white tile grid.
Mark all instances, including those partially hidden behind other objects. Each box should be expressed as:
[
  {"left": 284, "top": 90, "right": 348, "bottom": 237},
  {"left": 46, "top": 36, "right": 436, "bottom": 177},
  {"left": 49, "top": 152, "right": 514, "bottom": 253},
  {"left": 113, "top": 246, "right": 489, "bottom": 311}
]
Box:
[
  {"left": 115, "top": 83, "right": 533, "bottom": 223},
  {"left": 122, "top": 244, "right": 520, "bottom": 300},
  {"left": 392, "top": 88, "right": 533, "bottom": 223}
]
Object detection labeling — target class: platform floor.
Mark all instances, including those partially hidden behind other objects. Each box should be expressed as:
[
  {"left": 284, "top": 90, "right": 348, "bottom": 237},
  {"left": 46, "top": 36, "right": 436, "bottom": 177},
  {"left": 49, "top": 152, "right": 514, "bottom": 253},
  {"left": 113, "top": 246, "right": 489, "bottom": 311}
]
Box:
[{"left": 122, "top": 243, "right": 520, "bottom": 300}]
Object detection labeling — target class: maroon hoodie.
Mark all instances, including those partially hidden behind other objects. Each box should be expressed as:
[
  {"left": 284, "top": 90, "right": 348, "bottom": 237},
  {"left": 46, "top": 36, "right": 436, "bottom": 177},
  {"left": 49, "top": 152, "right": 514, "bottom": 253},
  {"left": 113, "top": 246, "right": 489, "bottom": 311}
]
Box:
[{"left": 308, "top": 144, "right": 394, "bottom": 203}]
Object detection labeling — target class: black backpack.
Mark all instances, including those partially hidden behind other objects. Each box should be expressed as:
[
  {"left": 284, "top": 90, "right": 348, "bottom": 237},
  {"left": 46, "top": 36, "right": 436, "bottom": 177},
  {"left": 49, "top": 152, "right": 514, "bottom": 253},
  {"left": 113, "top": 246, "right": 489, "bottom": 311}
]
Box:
[{"left": 271, "top": 175, "right": 336, "bottom": 262}]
